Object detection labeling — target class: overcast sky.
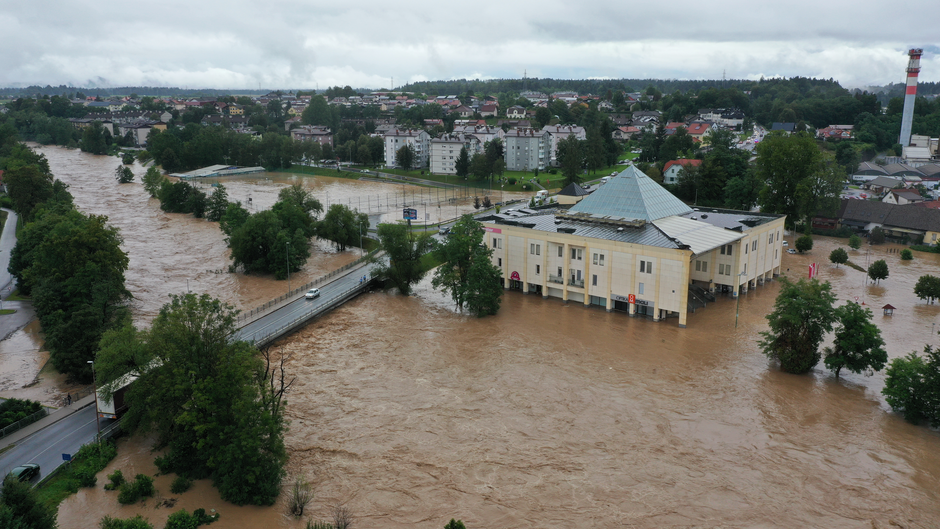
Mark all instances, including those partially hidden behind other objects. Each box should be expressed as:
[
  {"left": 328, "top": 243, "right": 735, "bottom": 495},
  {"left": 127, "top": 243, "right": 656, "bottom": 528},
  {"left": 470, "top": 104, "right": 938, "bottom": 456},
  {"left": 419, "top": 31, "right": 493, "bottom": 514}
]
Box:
[{"left": 2, "top": 1, "right": 936, "bottom": 91}]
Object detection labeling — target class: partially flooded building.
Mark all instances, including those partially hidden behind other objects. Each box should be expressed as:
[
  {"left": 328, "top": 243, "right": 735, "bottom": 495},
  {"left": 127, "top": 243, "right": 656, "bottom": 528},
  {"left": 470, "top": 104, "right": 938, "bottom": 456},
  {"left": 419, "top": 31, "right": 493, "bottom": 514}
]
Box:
[{"left": 480, "top": 166, "right": 786, "bottom": 327}]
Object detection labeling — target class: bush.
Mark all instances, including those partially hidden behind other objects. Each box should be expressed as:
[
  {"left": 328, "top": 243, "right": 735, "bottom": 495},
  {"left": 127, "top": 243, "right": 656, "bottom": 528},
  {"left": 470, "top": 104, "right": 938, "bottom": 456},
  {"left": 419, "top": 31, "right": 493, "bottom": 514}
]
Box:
[
  {"left": 287, "top": 475, "right": 312, "bottom": 517},
  {"left": 171, "top": 475, "right": 193, "bottom": 494},
  {"left": 548, "top": 169, "right": 557, "bottom": 174},
  {"left": 164, "top": 508, "right": 220, "bottom": 529},
  {"left": 0, "top": 398, "right": 43, "bottom": 428},
  {"left": 900, "top": 248, "right": 913, "bottom": 260},
  {"left": 105, "top": 469, "right": 125, "bottom": 491},
  {"left": 795, "top": 234, "right": 813, "bottom": 253},
  {"left": 99, "top": 514, "right": 154, "bottom": 529},
  {"left": 118, "top": 474, "right": 156, "bottom": 505},
  {"left": 507, "top": 177, "right": 516, "bottom": 185},
  {"left": 883, "top": 347, "right": 940, "bottom": 426},
  {"left": 521, "top": 184, "right": 531, "bottom": 191},
  {"left": 75, "top": 466, "right": 98, "bottom": 487}
]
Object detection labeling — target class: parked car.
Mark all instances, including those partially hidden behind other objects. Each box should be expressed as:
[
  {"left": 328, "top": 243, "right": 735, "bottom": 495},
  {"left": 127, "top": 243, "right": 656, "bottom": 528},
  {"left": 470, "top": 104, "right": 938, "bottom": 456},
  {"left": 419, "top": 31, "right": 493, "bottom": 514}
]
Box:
[
  {"left": 9, "top": 464, "right": 40, "bottom": 482},
  {"left": 787, "top": 248, "right": 797, "bottom": 254},
  {"left": 305, "top": 288, "right": 320, "bottom": 299},
  {"left": 439, "top": 227, "right": 450, "bottom": 236},
  {"left": 782, "top": 240, "right": 788, "bottom": 247}
]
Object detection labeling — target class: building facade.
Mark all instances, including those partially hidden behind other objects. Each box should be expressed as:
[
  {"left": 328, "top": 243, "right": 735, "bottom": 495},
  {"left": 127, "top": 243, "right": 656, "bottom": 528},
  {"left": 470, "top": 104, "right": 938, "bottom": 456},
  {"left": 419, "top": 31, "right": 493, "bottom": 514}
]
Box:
[
  {"left": 504, "top": 128, "right": 551, "bottom": 171},
  {"left": 481, "top": 166, "right": 786, "bottom": 327},
  {"left": 384, "top": 129, "right": 430, "bottom": 168},
  {"left": 429, "top": 134, "right": 481, "bottom": 175}
]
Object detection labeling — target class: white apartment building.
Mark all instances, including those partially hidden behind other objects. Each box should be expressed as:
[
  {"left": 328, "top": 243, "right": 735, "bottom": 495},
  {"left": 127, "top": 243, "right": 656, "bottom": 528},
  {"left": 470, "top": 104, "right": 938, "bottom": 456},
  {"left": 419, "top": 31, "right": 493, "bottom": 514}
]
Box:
[
  {"left": 481, "top": 166, "right": 786, "bottom": 327},
  {"left": 429, "top": 134, "right": 481, "bottom": 175},
  {"left": 542, "top": 125, "right": 586, "bottom": 166},
  {"left": 451, "top": 124, "right": 505, "bottom": 146},
  {"left": 383, "top": 129, "right": 430, "bottom": 169},
  {"left": 504, "top": 128, "right": 551, "bottom": 171}
]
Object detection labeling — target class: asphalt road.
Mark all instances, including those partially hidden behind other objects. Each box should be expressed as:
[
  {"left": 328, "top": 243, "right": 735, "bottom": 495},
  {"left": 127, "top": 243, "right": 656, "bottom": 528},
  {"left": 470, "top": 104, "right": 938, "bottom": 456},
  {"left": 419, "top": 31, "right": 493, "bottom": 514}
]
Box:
[
  {"left": 234, "top": 261, "right": 376, "bottom": 344},
  {"left": 0, "top": 405, "right": 112, "bottom": 483}
]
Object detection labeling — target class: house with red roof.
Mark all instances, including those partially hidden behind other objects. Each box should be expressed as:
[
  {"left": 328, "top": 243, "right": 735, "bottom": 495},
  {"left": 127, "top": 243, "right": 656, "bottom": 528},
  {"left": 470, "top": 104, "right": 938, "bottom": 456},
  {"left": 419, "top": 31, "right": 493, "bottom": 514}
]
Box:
[
  {"left": 612, "top": 126, "right": 640, "bottom": 141},
  {"left": 686, "top": 121, "right": 716, "bottom": 142},
  {"left": 662, "top": 159, "right": 702, "bottom": 185},
  {"left": 479, "top": 104, "right": 498, "bottom": 117}
]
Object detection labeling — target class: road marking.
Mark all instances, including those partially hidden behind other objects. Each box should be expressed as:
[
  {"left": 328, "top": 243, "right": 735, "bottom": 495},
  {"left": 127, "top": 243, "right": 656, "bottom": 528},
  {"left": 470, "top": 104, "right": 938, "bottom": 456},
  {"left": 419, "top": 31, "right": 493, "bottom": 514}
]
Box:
[{"left": 28, "top": 414, "right": 98, "bottom": 463}]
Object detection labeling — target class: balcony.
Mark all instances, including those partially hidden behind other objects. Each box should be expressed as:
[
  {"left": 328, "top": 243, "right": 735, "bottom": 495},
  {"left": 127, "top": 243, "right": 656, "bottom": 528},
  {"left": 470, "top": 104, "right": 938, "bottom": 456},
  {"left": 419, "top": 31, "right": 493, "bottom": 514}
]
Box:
[
  {"left": 548, "top": 274, "right": 565, "bottom": 285},
  {"left": 568, "top": 277, "right": 584, "bottom": 288}
]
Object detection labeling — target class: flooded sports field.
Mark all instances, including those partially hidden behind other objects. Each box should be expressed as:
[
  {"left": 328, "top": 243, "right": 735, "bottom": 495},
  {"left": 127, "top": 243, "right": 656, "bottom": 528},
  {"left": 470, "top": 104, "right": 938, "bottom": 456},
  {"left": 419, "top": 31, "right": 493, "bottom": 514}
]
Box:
[{"left": 12, "top": 147, "right": 940, "bottom": 527}]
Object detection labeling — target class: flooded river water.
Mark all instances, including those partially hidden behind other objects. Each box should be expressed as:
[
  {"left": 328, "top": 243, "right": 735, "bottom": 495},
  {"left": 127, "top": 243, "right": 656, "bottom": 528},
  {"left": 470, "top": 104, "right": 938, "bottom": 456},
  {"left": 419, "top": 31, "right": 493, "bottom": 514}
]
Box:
[{"left": 12, "top": 147, "right": 940, "bottom": 527}]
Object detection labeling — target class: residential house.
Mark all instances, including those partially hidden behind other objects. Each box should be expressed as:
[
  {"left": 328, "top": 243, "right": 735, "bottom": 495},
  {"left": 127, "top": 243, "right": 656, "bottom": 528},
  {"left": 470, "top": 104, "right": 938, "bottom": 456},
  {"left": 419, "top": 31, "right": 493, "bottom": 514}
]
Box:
[
  {"left": 384, "top": 129, "right": 430, "bottom": 168},
  {"left": 542, "top": 125, "right": 586, "bottom": 166},
  {"left": 504, "top": 128, "right": 551, "bottom": 171},
  {"left": 612, "top": 126, "right": 640, "bottom": 141},
  {"left": 770, "top": 122, "right": 796, "bottom": 134},
  {"left": 506, "top": 106, "right": 526, "bottom": 119},
  {"left": 697, "top": 108, "right": 745, "bottom": 128},
  {"left": 662, "top": 159, "right": 702, "bottom": 185},
  {"left": 452, "top": 124, "right": 505, "bottom": 146},
  {"left": 496, "top": 119, "right": 532, "bottom": 129},
  {"left": 480, "top": 104, "right": 498, "bottom": 117},
  {"left": 686, "top": 121, "right": 716, "bottom": 142},
  {"left": 866, "top": 176, "right": 905, "bottom": 196},
  {"left": 883, "top": 189, "right": 926, "bottom": 205},
  {"left": 291, "top": 126, "right": 334, "bottom": 147},
  {"left": 454, "top": 105, "right": 474, "bottom": 118},
  {"left": 430, "top": 133, "right": 481, "bottom": 175},
  {"left": 556, "top": 181, "right": 591, "bottom": 205}
]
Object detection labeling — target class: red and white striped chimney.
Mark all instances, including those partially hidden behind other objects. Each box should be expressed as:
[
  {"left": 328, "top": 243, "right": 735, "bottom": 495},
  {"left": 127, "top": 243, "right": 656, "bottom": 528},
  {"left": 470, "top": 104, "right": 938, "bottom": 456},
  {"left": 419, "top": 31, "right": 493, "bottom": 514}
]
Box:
[{"left": 898, "top": 48, "right": 923, "bottom": 148}]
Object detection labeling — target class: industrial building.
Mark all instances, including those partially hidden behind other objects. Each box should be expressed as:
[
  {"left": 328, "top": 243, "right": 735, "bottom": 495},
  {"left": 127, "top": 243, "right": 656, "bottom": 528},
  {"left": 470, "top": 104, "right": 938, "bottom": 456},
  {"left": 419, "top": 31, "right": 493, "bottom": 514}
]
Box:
[{"left": 480, "top": 167, "right": 786, "bottom": 327}]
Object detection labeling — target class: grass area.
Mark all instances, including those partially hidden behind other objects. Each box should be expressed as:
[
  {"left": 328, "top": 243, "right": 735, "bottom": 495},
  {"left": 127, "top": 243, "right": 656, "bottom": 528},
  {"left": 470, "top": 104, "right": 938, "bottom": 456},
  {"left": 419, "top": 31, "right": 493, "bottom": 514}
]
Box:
[
  {"left": 6, "top": 289, "right": 29, "bottom": 301},
  {"left": 0, "top": 309, "right": 16, "bottom": 315},
  {"left": 0, "top": 210, "right": 6, "bottom": 232},
  {"left": 846, "top": 260, "right": 867, "bottom": 273},
  {"left": 35, "top": 440, "right": 118, "bottom": 509},
  {"left": 420, "top": 251, "right": 443, "bottom": 271},
  {"left": 279, "top": 164, "right": 367, "bottom": 180},
  {"left": 617, "top": 151, "right": 640, "bottom": 161}
]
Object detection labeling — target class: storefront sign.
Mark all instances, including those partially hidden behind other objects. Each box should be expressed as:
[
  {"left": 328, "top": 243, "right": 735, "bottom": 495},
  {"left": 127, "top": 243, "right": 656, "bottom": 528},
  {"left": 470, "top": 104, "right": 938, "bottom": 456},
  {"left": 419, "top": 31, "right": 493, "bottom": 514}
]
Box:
[
  {"left": 484, "top": 227, "right": 502, "bottom": 233},
  {"left": 612, "top": 294, "right": 630, "bottom": 303},
  {"left": 635, "top": 298, "right": 653, "bottom": 308},
  {"left": 510, "top": 271, "right": 520, "bottom": 280}
]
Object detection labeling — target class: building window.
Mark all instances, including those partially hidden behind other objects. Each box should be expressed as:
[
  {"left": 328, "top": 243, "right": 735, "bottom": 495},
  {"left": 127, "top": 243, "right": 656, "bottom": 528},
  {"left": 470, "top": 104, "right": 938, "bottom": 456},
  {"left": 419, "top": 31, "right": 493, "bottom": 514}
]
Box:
[
  {"left": 492, "top": 238, "right": 501, "bottom": 249},
  {"left": 752, "top": 240, "right": 757, "bottom": 251},
  {"left": 640, "top": 260, "right": 653, "bottom": 274},
  {"left": 726, "top": 245, "right": 733, "bottom": 256},
  {"left": 570, "top": 248, "right": 582, "bottom": 260},
  {"left": 702, "top": 261, "right": 707, "bottom": 272},
  {"left": 719, "top": 263, "right": 725, "bottom": 275},
  {"left": 638, "top": 282, "right": 644, "bottom": 295},
  {"left": 745, "top": 243, "right": 748, "bottom": 254},
  {"left": 720, "top": 245, "right": 726, "bottom": 255},
  {"left": 529, "top": 243, "right": 540, "bottom": 255},
  {"left": 769, "top": 233, "right": 773, "bottom": 244},
  {"left": 536, "top": 264, "right": 540, "bottom": 275},
  {"left": 497, "top": 258, "right": 502, "bottom": 267},
  {"left": 558, "top": 246, "right": 563, "bottom": 257},
  {"left": 593, "top": 253, "right": 604, "bottom": 266},
  {"left": 744, "top": 263, "right": 747, "bottom": 274},
  {"left": 557, "top": 266, "right": 562, "bottom": 277},
  {"left": 592, "top": 274, "right": 598, "bottom": 286}
]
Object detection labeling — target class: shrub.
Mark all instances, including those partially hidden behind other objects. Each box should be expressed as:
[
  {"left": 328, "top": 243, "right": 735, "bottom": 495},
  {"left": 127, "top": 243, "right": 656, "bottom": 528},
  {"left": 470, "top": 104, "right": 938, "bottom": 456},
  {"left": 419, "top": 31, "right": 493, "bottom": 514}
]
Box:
[
  {"left": 75, "top": 467, "right": 98, "bottom": 487},
  {"left": 171, "top": 475, "right": 193, "bottom": 494},
  {"left": 118, "top": 474, "right": 155, "bottom": 505},
  {"left": 0, "top": 398, "right": 43, "bottom": 428},
  {"left": 105, "top": 469, "right": 125, "bottom": 491},
  {"left": 99, "top": 514, "right": 154, "bottom": 529},
  {"left": 164, "top": 508, "right": 220, "bottom": 529},
  {"left": 507, "top": 177, "right": 516, "bottom": 185},
  {"left": 548, "top": 168, "right": 557, "bottom": 174},
  {"left": 287, "top": 475, "right": 313, "bottom": 517},
  {"left": 883, "top": 348, "right": 940, "bottom": 425},
  {"left": 306, "top": 522, "right": 333, "bottom": 529},
  {"left": 521, "top": 184, "right": 531, "bottom": 191},
  {"left": 445, "top": 520, "right": 467, "bottom": 529},
  {"left": 122, "top": 152, "right": 135, "bottom": 165},
  {"left": 900, "top": 248, "right": 913, "bottom": 260}
]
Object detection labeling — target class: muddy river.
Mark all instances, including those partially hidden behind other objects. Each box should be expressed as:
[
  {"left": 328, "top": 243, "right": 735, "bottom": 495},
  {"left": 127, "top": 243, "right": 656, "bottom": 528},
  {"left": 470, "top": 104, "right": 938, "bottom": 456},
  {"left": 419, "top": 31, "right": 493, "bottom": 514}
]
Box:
[{"left": 12, "top": 147, "right": 940, "bottom": 527}]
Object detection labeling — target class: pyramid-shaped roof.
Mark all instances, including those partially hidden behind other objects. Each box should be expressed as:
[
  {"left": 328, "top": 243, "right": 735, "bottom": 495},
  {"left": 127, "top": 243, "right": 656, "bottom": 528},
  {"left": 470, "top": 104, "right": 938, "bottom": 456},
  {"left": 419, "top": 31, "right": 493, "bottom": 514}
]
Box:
[
  {"left": 558, "top": 182, "right": 590, "bottom": 197},
  {"left": 568, "top": 166, "right": 693, "bottom": 222}
]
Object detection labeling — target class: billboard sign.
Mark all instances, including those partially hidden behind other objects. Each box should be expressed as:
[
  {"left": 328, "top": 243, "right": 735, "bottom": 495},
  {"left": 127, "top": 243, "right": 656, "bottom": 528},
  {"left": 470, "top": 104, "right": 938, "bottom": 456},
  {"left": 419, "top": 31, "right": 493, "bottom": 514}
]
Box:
[{"left": 403, "top": 208, "right": 418, "bottom": 220}]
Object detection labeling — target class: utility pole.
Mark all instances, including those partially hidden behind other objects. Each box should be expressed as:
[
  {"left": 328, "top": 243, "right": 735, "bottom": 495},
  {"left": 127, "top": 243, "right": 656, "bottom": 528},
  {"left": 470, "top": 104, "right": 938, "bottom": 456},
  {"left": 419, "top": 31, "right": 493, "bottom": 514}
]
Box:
[{"left": 286, "top": 240, "right": 291, "bottom": 294}]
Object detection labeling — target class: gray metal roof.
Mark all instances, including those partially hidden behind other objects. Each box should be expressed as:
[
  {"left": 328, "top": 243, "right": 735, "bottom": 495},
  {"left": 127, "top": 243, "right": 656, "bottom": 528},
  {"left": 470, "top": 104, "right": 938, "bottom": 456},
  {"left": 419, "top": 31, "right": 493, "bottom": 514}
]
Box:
[
  {"left": 495, "top": 211, "right": 680, "bottom": 248},
  {"left": 568, "top": 166, "right": 693, "bottom": 222},
  {"left": 653, "top": 216, "right": 744, "bottom": 255}
]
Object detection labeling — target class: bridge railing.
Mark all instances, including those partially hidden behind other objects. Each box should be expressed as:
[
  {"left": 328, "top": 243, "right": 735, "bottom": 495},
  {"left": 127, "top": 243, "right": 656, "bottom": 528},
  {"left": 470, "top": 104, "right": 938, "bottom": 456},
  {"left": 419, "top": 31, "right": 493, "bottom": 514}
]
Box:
[
  {"left": 236, "top": 249, "right": 381, "bottom": 326},
  {"left": 240, "top": 280, "right": 373, "bottom": 346},
  {"left": 0, "top": 408, "right": 47, "bottom": 440}
]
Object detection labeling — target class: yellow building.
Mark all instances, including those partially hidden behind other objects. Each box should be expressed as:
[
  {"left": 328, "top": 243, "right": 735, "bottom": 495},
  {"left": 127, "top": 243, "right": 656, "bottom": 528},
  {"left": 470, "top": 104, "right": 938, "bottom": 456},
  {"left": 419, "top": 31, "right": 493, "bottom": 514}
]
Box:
[{"left": 481, "top": 166, "right": 786, "bottom": 327}]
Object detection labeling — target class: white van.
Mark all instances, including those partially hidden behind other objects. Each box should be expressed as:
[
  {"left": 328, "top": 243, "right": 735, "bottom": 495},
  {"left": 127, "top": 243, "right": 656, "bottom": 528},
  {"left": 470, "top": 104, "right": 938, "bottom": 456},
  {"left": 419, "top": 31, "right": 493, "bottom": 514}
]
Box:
[
  {"left": 535, "top": 190, "right": 548, "bottom": 200},
  {"left": 600, "top": 176, "right": 611, "bottom": 185}
]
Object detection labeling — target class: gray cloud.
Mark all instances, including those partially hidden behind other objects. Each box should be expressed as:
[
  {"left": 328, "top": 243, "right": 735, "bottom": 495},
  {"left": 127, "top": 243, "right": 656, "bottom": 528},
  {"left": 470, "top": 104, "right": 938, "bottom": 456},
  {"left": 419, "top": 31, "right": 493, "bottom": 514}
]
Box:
[{"left": 1, "top": 0, "right": 935, "bottom": 89}]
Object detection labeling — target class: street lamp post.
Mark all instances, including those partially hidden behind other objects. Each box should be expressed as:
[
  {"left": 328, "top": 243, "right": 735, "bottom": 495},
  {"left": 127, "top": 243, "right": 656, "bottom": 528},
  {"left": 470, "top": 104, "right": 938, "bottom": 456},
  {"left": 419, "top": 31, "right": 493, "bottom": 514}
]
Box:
[
  {"left": 87, "top": 360, "right": 100, "bottom": 436},
  {"left": 286, "top": 240, "right": 291, "bottom": 294},
  {"left": 735, "top": 271, "right": 747, "bottom": 328}
]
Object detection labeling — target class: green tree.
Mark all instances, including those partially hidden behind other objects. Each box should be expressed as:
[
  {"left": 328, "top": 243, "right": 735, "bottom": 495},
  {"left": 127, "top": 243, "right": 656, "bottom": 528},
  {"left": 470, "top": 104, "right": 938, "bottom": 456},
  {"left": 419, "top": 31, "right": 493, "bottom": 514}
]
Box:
[
  {"left": 869, "top": 226, "right": 885, "bottom": 244},
  {"left": 848, "top": 233, "right": 862, "bottom": 250},
  {"left": 372, "top": 223, "right": 435, "bottom": 295},
  {"left": 0, "top": 475, "right": 57, "bottom": 529},
  {"left": 219, "top": 201, "right": 251, "bottom": 237},
  {"left": 455, "top": 145, "right": 470, "bottom": 178},
  {"left": 115, "top": 165, "right": 134, "bottom": 184},
  {"left": 867, "top": 259, "right": 888, "bottom": 284},
  {"left": 829, "top": 247, "right": 848, "bottom": 267},
  {"left": 3, "top": 165, "right": 57, "bottom": 221},
  {"left": 882, "top": 347, "right": 940, "bottom": 425},
  {"left": 205, "top": 184, "right": 229, "bottom": 222},
  {"left": 228, "top": 210, "right": 309, "bottom": 279},
  {"left": 469, "top": 153, "right": 490, "bottom": 180},
  {"left": 95, "top": 294, "right": 288, "bottom": 506},
  {"left": 395, "top": 144, "right": 416, "bottom": 171},
  {"left": 795, "top": 234, "right": 813, "bottom": 253},
  {"left": 141, "top": 166, "right": 165, "bottom": 197},
  {"left": 122, "top": 152, "right": 135, "bottom": 165},
  {"left": 758, "top": 277, "right": 837, "bottom": 374},
  {"left": 80, "top": 121, "right": 110, "bottom": 155},
  {"left": 756, "top": 132, "right": 840, "bottom": 228},
  {"left": 99, "top": 514, "right": 154, "bottom": 529},
  {"left": 900, "top": 248, "right": 913, "bottom": 260},
  {"left": 823, "top": 302, "right": 887, "bottom": 378},
  {"left": 432, "top": 215, "right": 503, "bottom": 316},
  {"left": 159, "top": 180, "right": 207, "bottom": 218},
  {"left": 556, "top": 134, "right": 583, "bottom": 186},
  {"left": 318, "top": 204, "right": 369, "bottom": 252},
  {"left": 914, "top": 274, "right": 940, "bottom": 304},
  {"left": 300, "top": 95, "right": 331, "bottom": 126},
  {"left": 444, "top": 520, "right": 467, "bottom": 529}
]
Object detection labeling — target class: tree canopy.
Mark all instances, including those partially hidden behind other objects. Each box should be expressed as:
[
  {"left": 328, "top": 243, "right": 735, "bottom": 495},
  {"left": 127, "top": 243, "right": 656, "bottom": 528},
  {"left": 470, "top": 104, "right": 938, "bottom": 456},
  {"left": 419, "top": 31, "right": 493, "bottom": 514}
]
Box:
[
  {"left": 823, "top": 302, "right": 887, "bottom": 378},
  {"left": 829, "top": 247, "right": 848, "bottom": 267},
  {"left": 868, "top": 259, "right": 889, "bottom": 284},
  {"left": 372, "top": 223, "right": 435, "bottom": 295},
  {"left": 914, "top": 274, "right": 940, "bottom": 304},
  {"left": 758, "top": 277, "right": 837, "bottom": 374},
  {"left": 432, "top": 215, "right": 503, "bottom": 316},
  {"left": 318, "top": 204, "right": 369, "bottom": 252}
]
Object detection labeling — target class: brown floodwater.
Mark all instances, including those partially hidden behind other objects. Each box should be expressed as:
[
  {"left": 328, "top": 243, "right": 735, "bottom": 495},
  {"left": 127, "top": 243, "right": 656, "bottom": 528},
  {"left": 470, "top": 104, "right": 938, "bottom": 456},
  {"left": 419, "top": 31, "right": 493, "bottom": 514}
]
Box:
[
  {"left": 58, "top": 234, "right": 940, "bottom": 528},
  {"left": 19, "top": 146, "right": 940, "bottom": 527}
]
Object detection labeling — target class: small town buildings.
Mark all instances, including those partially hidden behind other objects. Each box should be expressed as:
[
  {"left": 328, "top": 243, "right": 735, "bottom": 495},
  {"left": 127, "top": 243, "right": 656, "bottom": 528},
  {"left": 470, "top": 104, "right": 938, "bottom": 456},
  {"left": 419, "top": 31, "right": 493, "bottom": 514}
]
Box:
[
  {"left": 479, "top": 104, "right": 498, "bottom": 117},
  {"left": 770, "top": 122, "right": 796, "bottom": 134},
  {"left": 452, "top": 124, "right": 505, "bottom": 146},
  {"left": 556, "top": 182, "right": 591, "bottom": 205},
  {"left": 542, "top": 125, "right": 586, "bottom": 166},
  {"left": 480, "top": 166, "right": 786, "bottom": 327},
  {"left": 384, "top": 129, "right": 430, "bottom": 168},
  {"left": 883, "top": 189, "right": 926, "bottom": 205},
  {"left": 686, "top": 121, "right": 716, "bottom": 142},
  {"left": 429, "top": 133, "right": 481, "bottom": 175},
  {"left": 662, "top": 159, "right": 702, "bottom": 185},
  {"left": 611, "top": 126, "right": 640, "bottom": 141},
  {"left": 504, "top": 128, "right": 551, "bottom": 171},
  {"left": 506, "top": 106, "right": 526, "bottom": 119},
  {"left": 291, "top": 126, "right": 334, "bottom": 147}
]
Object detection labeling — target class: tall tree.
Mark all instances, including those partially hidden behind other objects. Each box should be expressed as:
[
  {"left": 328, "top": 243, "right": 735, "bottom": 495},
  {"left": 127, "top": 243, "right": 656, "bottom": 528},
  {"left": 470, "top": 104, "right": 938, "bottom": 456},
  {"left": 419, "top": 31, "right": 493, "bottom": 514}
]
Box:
[
  {"left": 914, "top": 274, "right": 940, "bottom": 304},
  {"left": 371, "top": 223, "right": 435, "bottom": 295},
  {"left": 395, "top": 144, "right": 416, "bottom": 171},
  {"left": 883, "top": 346, "right": 940, "bottom": 425},
  {"left": 317, "top": 204, "right": 369, "bottom": 252},
  {"left": 556, "top": 134, "right": 584, "bottom": 186},
  {"left": 823, "top": 302, "right": 887, "bottom": 378},
  {"left": 95, "top": 294, "right": 287, "bottom": 505},
  {"left": 829, "top": 247, "right": 848, "bottom": 268},
  {"left": 0, "top": 475, "right": 57, "bottom": 529},
  {"left": 759, "top": 277, "right": 837, "bottom": 374},
  {"left": 455, "top": 145, "right": 470, "bottom": 178},
  {"left": 205, "top": 184, "right": 230, "bottom": 222},
  {"left": 3, "top": 165, "right": 55, "bottom": 221}
]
